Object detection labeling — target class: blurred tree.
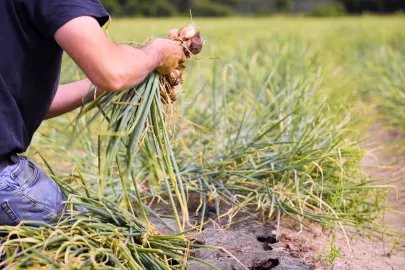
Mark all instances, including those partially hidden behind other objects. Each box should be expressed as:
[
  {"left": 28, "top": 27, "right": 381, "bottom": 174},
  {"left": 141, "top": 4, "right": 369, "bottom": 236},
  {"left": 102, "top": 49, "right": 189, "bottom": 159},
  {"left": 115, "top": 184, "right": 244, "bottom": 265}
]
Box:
[
  {"left": 236, "top": 0, "right": 274, "bottom": 15},
  {"left": 100, "top": 0, "right": 405, "bottom": 17},
  {"left": 275, "top": 0, "right": 293, "bottom": 12},
  {"left": 100, "top": 0, "right": 122, "bottom": 15},
  {"left": 339, "top": 0, "right": 405, "bottom": 13},
  {"left": 191, "top": 0, "right": 235, "bottom": 16},
  {"left": 214, "top": 0, "right": 241, "bottom": 6},
  {"left": 308, "top": 2, "right": 346, "bottom": 17},
  {"left": 139, "top": 0, "right": 178, "bottom": 17},
  {"left": 122, "top": 0, "right": 140, "bottom": 16},
  {"left": 169, "top": 0, "right": 192, "bottom": 13}
]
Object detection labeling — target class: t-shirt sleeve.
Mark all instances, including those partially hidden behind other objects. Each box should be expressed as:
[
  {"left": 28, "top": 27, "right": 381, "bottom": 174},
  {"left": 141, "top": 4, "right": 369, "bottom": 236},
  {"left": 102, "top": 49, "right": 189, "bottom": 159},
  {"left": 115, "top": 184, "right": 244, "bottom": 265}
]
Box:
[{"left": 23, "top": 0, "right": 110, "bottom": 40}]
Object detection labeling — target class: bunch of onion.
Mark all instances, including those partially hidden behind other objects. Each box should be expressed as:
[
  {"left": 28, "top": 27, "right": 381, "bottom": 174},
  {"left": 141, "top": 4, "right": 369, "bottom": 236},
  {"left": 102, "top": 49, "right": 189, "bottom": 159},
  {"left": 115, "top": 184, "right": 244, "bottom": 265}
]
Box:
[
  {"left": 160, "top": 24, "right": 203, "bottom": 104},
  {"left": 75, "top": 24, "right": 203, "bottom": 232}
]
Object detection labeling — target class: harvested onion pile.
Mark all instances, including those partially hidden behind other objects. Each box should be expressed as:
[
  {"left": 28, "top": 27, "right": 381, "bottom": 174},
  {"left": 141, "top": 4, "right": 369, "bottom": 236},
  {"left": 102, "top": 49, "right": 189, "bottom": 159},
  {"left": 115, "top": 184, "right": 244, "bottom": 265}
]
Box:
[
  {"left": 75, "top": 23, "right": 204, "bottom": 230},
  {"left": 0, "top": 195, "right": 197, "bottom": 269},
  {"left": 160, "top": 24, "right": 203, "bottom": 104}
]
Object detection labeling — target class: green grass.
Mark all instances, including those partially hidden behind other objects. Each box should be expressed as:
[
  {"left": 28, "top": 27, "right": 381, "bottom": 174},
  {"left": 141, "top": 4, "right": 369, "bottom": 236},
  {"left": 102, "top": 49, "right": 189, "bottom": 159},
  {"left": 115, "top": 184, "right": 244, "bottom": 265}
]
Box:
[{"left": 2, "top": 17, "right": 404, "bottom": 269}]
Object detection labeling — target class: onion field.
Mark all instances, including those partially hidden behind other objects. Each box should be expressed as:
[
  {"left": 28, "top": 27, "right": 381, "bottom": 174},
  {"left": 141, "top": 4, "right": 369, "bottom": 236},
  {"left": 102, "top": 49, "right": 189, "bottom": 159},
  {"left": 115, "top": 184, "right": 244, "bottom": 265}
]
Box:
[{"left": 1, "top": 17, "right": 404, "bottom": 269}]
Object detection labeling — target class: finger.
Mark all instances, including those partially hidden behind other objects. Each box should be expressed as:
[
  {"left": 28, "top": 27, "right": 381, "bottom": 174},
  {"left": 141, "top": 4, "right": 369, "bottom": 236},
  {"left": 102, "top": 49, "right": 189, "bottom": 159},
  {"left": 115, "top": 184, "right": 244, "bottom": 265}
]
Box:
[
  {"left": 179, "top": 51, "right": 187, "bottom": 63},
  {"left": 157, "top": 66, "right": 170, "bottom": 75},
  {"left": 178, "top": 63, "right": 186, "bottom": 72},
  {"left": 168, "top": 28, "right": 179, "bottom": 40},
  {"left": 167, "top": 66, "right": 177, "bottom": 75},
  {"left": 173, "top": 61, "right": 179, "bottom": 70}
]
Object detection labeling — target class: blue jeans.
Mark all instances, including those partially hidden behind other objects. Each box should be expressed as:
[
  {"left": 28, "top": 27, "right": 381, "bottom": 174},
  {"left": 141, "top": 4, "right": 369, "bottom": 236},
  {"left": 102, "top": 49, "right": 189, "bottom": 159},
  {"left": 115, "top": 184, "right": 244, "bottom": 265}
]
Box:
[{"left": 0, "top": 157, "right": 66, "bottom": 226}]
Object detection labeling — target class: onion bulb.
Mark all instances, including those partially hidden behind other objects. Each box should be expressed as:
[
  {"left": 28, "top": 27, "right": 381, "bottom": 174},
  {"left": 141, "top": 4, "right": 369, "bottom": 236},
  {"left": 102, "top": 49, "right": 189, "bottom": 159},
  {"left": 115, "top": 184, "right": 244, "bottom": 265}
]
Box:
[{"left": 179, "top": 24, "right": 196, "bottom": 40}]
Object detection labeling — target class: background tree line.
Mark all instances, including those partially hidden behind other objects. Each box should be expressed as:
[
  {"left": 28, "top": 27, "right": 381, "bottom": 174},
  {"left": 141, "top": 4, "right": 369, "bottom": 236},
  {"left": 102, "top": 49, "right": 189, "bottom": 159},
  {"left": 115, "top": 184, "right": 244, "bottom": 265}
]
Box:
[{"left": 100, "top": 0, "right": 405, "bottom": 17}]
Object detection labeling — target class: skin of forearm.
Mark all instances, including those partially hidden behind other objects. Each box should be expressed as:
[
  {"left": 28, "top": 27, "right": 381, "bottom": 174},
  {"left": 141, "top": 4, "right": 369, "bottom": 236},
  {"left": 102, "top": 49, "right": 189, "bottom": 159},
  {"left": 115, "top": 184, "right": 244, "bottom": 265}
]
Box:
[
  {"left": 45, "top": 43, "right": 160, "bottom": 119},
  {"left": 45, "top": 41, "right": 161, "bottom": 119},
  {"left": 45, "top": 79, "right": 95, "bottom": 119},
  {"left": 105, "top": 44, "right": 160, "bottom": 91},
  {"left": 45, "top": 44, "right": 160, "bottom": 118}
]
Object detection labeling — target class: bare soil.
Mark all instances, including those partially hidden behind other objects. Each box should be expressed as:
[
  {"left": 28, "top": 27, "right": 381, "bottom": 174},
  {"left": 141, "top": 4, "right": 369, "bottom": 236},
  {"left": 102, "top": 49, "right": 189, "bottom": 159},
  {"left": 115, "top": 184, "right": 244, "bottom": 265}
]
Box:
[
  {"left": 185, "top": 125, "right": 404, "bottom": 270},
  {"left": 190, "top": 221, "right": 312, "bottom": 270}
]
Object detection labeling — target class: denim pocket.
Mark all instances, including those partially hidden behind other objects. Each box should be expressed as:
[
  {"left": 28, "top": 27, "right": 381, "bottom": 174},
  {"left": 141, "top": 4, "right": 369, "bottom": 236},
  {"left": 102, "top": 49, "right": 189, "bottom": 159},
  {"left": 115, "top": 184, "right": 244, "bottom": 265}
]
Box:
[
  {"left": 11, "top": 159, "right": 38, "bottom": 189},
  {"left": 0, "top": 201, "right": 20, "bottom": 226},
  {"left": 15, "top": 160, "right": 66, "bottom": 218},
  {"left": 0, "top": 158, "right": 66, "bottom": 226}
]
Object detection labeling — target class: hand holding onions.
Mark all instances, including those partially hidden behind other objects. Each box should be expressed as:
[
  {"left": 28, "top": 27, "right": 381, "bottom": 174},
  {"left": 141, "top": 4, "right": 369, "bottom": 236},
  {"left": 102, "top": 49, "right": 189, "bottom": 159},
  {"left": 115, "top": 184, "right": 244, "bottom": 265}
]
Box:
[{"left": 160, "top": 24, "right": 203, "bottom": 104}]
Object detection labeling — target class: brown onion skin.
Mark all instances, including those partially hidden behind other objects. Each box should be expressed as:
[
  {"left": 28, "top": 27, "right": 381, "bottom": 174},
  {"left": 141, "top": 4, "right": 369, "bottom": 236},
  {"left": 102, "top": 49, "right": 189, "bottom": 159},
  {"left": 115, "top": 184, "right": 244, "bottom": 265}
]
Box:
[
  {"left": 169, "top": 87, "right": 178, "bottom": 102},
  {"left": 165, "top": 69, "right": 183, "bottom": 87},
  {"left": 161, "top": 85, "right": 178, "bottom": 104},
  {"left": 187, "top": 31, "right": 203, "bottom": 56}
]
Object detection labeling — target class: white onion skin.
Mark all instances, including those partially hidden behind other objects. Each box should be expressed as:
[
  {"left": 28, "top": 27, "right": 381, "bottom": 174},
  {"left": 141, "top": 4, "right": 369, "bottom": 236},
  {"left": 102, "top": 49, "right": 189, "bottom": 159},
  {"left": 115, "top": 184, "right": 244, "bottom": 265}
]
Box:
[{"left": 179, "top": 25, "right": 196, "bottom": 39}]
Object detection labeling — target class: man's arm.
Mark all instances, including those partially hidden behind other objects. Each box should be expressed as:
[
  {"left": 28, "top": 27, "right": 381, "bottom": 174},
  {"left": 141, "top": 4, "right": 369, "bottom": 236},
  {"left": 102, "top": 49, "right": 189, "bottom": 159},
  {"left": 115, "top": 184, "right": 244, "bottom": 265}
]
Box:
[
  {"left": 54, "top": 16, "right": 186, "bottom": 92},
  {"left": 46, "top": 16, "right": 186, "bottom": 119},
  {"left": 45, "top": 79, "right": 93, "bottom": 119}
]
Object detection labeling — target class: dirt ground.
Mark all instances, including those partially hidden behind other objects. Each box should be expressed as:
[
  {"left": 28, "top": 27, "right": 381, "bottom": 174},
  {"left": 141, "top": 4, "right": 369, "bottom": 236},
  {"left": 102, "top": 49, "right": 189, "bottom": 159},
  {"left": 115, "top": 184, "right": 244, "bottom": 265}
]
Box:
[{"left": 182, "top": 125, "right": 404, "bottom": 270}]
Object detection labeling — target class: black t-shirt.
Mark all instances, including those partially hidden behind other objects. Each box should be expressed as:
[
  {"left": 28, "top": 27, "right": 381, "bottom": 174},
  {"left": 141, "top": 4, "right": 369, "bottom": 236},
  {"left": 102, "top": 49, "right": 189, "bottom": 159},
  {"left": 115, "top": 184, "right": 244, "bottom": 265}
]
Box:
[{"left": 0, "top": 0, "right": 109, "bottom": 163}]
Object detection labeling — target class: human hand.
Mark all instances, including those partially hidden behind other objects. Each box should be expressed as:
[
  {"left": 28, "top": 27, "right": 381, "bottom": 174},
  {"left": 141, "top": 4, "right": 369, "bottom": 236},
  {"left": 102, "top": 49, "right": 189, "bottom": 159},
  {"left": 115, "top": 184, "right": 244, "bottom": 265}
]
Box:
[{"left": 144, "top": 38, "right": 186, "bottom": 75}]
